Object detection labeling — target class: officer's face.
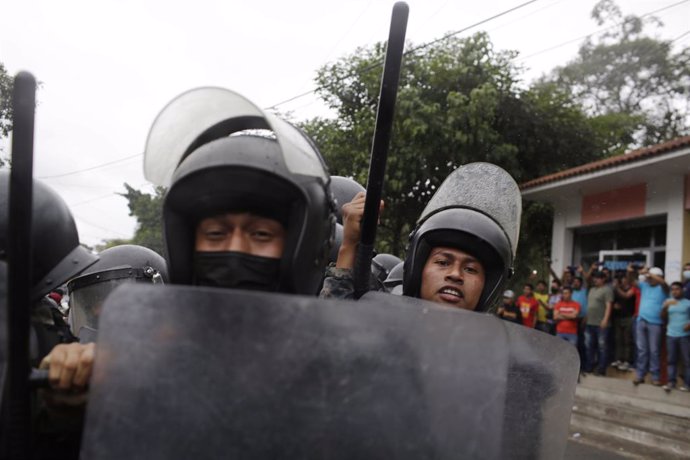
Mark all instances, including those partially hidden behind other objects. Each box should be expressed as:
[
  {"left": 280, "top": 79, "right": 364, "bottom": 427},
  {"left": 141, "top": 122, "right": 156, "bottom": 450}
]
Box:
[
  {"left": 419, "top": 247, "right": 485, "bottom": 310},
  {"left": 195, "top": 213, "right": 285, "bottom": 258}
]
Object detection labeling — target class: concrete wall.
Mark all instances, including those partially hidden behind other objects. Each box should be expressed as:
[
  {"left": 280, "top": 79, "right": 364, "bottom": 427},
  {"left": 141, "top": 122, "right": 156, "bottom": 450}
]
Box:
[
  {"left": 649, "top": 175, "right": 684, "bottom": 282},
  {"left": 550, "top": 199, "right": 581, "bottom": 278},
  {"left": 684, "top": 175, "right": 690, "bottom": 269},
  {"left": 548, "top": 174, "right": 687, "bottom": 283}
]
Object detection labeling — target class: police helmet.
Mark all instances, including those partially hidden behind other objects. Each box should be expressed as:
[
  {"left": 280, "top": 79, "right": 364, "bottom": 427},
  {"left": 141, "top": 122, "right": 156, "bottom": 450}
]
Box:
[
  {"left": 371, "top": 253, "right": 403, "bottom": 286},
  {"left": 383, "top": 261, "right": 404, "bottom": 292},
  {"left": 67, "top": 244, "right": 167, "bottom": 337},
  {"left": 401, "top": 163, "right": 520, "bottom": 311},
  {"left": 0, "top": 171, "right": 98, "bottom": 301},
  {"left": 146, "top": 88, "right": 336, "bottom": 294},
  {"left": 330, "top": 176, "right": 365, "bottom": 224}
]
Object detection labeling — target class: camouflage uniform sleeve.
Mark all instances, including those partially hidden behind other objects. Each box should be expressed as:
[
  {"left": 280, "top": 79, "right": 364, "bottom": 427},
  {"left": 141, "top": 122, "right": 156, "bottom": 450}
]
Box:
[{"left": 319, "top": 264, "right": 356, "bottom": 300}]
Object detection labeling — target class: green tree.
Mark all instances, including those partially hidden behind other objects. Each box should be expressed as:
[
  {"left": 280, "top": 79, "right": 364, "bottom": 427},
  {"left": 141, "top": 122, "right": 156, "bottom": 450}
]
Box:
[
  {"left": 0, "top": 62, "right": 14, "bottom": 165},
  {"left": 116, "top": 183, "right": 166, "bottom": 255},
  {"left": 0, "top": 62, "right": 12, "bottom": 138},
  {"left": 302, "top": 32, "right": 603, "bottom": 280},
  {"left": 547, "top": 0, "right": 690, "bottom": 152}
]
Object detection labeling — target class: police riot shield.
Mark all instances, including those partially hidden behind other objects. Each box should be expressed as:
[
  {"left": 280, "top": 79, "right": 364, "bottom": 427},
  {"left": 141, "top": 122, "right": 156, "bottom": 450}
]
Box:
[
  {"left": 0, "top": 261, "right": 6, "bottom": 394},
  {"left": 81, "top": 286, "right": 578, "bottom": 459},
  {"left": 419, "top": 162, "right": 521, "bottom": 257}
]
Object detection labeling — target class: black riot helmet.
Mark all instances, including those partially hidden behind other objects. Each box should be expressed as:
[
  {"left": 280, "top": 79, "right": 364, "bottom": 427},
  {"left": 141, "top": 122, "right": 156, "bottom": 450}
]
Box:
[
  {"left": 145, "top": 88, "right": 336, "bottom": 295},
  {"left": 67, "top": 244, "right": 168, "bottom": 339},
  {"left": 383, "top": 261, "right": 404, "bottom": 293},
  {"left": 371, "top": 253, "right": 403, "bottom": 286},
  {"left": 330, "top": 176, "right": 365, "bottom": 224},
  {"left": 0, "top": 171, "right": 98, "bottom": 301},
  {"left": 402, "top": 163, "right": 521, "bottom": 311}
]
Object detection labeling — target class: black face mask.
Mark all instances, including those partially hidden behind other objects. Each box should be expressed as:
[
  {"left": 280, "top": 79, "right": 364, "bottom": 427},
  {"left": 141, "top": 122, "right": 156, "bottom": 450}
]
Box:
[{"left": 193, "top": 251, "right": 281, "bottom": 291}]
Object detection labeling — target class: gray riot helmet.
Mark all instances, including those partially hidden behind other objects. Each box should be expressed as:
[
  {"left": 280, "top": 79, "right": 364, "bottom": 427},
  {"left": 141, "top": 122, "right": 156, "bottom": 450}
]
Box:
[
  {"left": 67, "top": 245, "right": 167, "bottom": 339},
  {"left": 402, "top": 163, "right": 521, "bottom": 311},
  {"left": 383, "top": 261, "right": 404, "bottom": 292},
  {"left": 145, "top": 87, "right": 336, "bottom": 294},
  {"left": 330, "top": 176, "right": 365, "bottom": 224},
  {"left": 371, "top": 253, "right": 402, "bottom": 286},
  {"left": 0, "top": 171, "right": 98, "bottom": 301}
]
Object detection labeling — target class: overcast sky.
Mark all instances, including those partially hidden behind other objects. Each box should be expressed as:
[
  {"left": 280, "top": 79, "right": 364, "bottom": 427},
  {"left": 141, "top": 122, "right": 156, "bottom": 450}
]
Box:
[{"left": 1, "top": 0, "right": 688, "bottom": 247}]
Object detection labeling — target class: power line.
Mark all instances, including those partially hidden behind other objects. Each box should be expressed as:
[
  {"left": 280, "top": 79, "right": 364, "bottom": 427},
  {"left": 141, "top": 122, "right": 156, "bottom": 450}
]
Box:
[
  {"left": 71, "top": 192, "right": 122, "bottom": 207},
  {"left": 37, "top": 152, "right": 142, "bottom": 179},
  {"left": 33, "top": 0, "right": 689, "bottom": 180},
  {"left": 265, "top": 0, "right": 539, "bottom": 110},
  {"left": 69, "top": 181, "right": 151, "bottom": 207},
  {"left": 403, "top": 0, "right": 539, "bottom": 56},
  {"left": 74, "top": 215, "right": 130, "bottom": 239},
  {"left": 517, "top": 0, "right": 690, "bottom": 62},
  {"left": 29, "top": 1, "right": 542, "bottom": 180},
  {"left": 672, "top": 30, "right": 690, "bottom": 42}
]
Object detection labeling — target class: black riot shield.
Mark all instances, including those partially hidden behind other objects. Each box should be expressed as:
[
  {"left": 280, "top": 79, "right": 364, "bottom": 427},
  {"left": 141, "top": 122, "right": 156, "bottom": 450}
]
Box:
[
  {"left": 0, "top": 261, "right": 6, "bottom": 395},
  {"left": 81, "top": 286, "right": 578, "bottom": 459}
]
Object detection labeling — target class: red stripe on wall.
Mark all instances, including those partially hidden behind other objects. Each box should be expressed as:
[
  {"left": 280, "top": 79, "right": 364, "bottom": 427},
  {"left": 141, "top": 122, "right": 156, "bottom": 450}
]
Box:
[{"left": 582, "top": 183, "right": 647, "bottom": 225}]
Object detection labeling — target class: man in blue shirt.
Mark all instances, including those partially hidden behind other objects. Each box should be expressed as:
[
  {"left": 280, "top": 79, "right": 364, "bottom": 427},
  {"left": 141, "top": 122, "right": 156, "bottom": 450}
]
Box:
[
  {"left": 630, "top": 265, "right": 669, "bottom": 386},
  {"left": 661, "top": 282, "right": 690, "bottom": 392}
]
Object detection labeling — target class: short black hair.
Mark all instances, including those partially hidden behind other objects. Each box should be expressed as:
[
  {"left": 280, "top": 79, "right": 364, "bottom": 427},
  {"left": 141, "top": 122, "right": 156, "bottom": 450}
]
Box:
[
  {"left": 524, "top": 283, "right": 534, "bottom": 290},
  {"left": 671, "top": 281, "right": 683, "bottom": 289},
  {"left": 537, "top": 279, "right": 547, "bottom": 286}
]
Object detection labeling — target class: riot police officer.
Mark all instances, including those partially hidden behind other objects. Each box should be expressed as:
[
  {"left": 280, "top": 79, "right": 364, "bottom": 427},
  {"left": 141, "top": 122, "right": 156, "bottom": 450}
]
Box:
[
  {"left": 0, "top": 171, "right": 98, "bottom": 363},
  {"left": 321, "top": 163, "right": 520, "bottom": 312},
  {"left": 40, "top": 87, "right": 337, "bottom": 394},
  {"left": 155, "top": 88, "right": 336, "bottom": 293},
  {"left": 67, "top": 244, "right": 168, "bottom": 342},
  {"left": 402, "top": 162, "right": 520, "bottom": 312}
]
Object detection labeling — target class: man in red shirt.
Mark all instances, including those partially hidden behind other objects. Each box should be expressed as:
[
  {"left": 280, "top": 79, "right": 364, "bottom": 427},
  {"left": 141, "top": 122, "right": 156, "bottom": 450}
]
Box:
[
  {"left": 554, "top": 286, "right": 581, "bottom": 347},
  {"left": 517, "top": 283, "right": 539, "bottom": 328}
]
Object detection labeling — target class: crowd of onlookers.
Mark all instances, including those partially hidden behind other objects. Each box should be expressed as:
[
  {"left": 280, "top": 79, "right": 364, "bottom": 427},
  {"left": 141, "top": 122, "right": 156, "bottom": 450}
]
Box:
[{"left": 497, "top": 261, "right": 690, "bottom": 392}]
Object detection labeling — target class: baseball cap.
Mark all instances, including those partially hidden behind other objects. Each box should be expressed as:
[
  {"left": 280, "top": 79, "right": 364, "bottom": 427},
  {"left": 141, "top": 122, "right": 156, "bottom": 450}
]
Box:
[
  {"left": 503, "top": 289, "right": 515, "bottom": 298},
  {"left": 649, "top": 267, "right": 664, "bottom": 277}
]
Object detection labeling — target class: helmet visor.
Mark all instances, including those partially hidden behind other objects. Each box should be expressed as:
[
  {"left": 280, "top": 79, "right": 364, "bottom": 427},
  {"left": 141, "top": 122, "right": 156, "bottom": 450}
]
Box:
[
  {"left": 69, "top": 267, "right": 163, "bottom": 337},
  {"left": 144, "top": 87, "right": 328, "bottom": 187}
]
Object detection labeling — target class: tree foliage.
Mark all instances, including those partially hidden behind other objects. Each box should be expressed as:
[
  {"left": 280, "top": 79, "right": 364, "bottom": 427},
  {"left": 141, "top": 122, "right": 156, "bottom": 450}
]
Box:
[
  {"left": 0, "top": 62, "right": 12, "bottom": 138},
  {"left": 302, "top": 32, "right": 604, "bottom": 279},
  {"left": 115, "top": 183, "right": 166, "bottom": 255},
  {"left": 546, "top": 0, "right": 690, "bottom": 152},
  {"left": 0, "top": 62, "right": 14, "bottom": 164}
]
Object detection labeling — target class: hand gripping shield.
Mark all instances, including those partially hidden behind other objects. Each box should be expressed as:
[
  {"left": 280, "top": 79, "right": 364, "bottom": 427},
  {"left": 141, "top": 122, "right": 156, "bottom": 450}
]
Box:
[{"left": 80, "top": 285, "right": 578, "bottom": 459}]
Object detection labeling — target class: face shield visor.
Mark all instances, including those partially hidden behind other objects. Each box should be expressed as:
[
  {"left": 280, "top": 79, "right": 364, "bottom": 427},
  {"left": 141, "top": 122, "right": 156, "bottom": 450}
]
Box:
[
  {"left": 144, "top": 87, "right": 329, "bottom": 188},
  {"left": 68, "top": 266, "right": 164, "bottom": 339}
]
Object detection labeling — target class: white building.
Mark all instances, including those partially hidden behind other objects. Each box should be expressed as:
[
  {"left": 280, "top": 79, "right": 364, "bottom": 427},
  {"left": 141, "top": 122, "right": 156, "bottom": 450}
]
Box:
[{"left": 521, "top": 136, "right": 690, "bottom": 283}]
